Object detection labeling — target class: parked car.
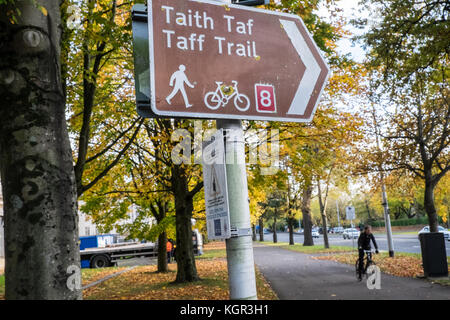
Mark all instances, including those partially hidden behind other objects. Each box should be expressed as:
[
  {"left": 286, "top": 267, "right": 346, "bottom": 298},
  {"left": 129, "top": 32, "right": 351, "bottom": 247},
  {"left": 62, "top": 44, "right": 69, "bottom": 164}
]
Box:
[
  {"left": 331, "top": 227, "right": 344, "bottom": 234},
  {"left": 343, "top": 228, "right": 360, "bottom": 239},
  {"left": 418, "top": 226, "right": 450, "bottom": 241},
  {"left": 312, "top": 230, "right": 320, "bottom": 238}
]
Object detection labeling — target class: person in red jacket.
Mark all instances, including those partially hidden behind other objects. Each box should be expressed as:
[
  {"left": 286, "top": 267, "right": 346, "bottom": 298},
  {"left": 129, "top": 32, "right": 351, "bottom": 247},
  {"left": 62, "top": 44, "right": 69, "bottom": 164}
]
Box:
[{"left": 166, "top": 239, "right": 173, "bottom": 263}]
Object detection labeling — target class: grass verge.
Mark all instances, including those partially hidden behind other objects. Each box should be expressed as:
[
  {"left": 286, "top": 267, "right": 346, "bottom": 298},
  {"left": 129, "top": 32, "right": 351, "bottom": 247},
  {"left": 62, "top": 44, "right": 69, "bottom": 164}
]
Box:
[
  {"left": 259, "top": 241, "right": 355, "bottom": 254},
  {"left": 197, "top": 249, "right": 227, "bottom": 260},
  {"left": 0, "top": 275, "right": 4, "bottom": 297}
]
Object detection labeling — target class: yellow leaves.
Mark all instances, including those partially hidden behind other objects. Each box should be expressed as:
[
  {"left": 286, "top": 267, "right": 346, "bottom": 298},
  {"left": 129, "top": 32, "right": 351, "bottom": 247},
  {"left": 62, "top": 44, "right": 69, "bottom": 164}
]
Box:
[
  {"left": 39, "top": 6, "right": 48, "bottom": 16},
  {"left": 203, "top": 241, "right": 226, "bottom": 251},
  {"left": 82, "top": 267, "right": 128, "bottom": 286},
  {"left": 314, "top": 252, "right": 450, "bottom": 278},
  {"left": 83, "top": 241, "right": 277, "bottom": 300}
]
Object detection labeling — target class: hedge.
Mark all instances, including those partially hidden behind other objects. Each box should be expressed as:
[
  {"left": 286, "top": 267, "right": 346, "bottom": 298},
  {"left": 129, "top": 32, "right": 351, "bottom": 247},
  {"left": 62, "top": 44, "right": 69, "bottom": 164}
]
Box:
[{"left": 369, "top": 216, "right": 443, "bottom": 228}]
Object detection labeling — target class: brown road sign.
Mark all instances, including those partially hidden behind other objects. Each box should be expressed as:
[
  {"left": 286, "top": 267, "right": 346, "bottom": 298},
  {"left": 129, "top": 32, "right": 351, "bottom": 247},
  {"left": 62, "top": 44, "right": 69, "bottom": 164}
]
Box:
[{"left": 147, "top": 0, "right": 330, "bottom": 122}]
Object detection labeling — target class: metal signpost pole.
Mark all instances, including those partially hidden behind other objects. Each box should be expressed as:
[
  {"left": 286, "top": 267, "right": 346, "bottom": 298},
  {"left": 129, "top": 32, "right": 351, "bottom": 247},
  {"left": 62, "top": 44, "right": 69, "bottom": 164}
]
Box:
[
  {"left": 351, "top": 219, "right": 354, "bottom": 250},
  {"left": 218, "top": 119, "right": 257, "bottom": 300},
  {"left": 132, "top": 0, "right": 330, "bottom": 300},
  {"left": 381, "top": 183, "right": 395, "bottom": 257},
  {"left": 346, "top": 206, "right": 355, "bottom": 251},
  {"left": 214, "top": 0, "right": 266, "bottom": 301},
  {"left": 372, "top": 105, "right": 395, "bottom": 258}
]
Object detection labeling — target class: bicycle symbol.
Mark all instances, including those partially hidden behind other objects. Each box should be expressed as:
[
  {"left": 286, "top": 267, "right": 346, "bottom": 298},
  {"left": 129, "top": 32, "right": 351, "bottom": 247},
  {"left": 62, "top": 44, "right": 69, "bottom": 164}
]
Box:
[{"left": 204, "top": 81, "right": 250, "bottom": 112}]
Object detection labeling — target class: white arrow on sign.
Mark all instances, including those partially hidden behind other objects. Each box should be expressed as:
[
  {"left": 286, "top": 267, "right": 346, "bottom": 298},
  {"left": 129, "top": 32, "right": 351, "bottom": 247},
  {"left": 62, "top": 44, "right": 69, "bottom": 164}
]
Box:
[{"left": 280, "top": 19, "right": 324, "bottom": 116}]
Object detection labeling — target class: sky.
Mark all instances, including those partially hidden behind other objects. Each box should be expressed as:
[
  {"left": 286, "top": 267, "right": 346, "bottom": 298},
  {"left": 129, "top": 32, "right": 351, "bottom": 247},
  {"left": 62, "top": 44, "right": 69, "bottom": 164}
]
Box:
[{"left": 317, "top": 0, "right": 370, "bottom": 63}]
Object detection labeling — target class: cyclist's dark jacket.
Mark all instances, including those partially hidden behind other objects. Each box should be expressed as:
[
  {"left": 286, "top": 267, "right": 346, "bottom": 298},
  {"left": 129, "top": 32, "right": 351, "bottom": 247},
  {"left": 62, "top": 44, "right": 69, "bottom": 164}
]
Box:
[{"left": 358, "top": 232, "right": 378, "bottom": 250}]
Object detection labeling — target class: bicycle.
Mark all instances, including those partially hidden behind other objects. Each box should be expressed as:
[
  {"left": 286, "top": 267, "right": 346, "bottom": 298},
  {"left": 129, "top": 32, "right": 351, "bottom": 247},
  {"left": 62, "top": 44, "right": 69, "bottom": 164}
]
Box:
[
  {"left": 355, "top": 249, "right": 377, "bottom": 281},
  {"left": 204, "top": 80, "right": 250, "bottom": 112}
]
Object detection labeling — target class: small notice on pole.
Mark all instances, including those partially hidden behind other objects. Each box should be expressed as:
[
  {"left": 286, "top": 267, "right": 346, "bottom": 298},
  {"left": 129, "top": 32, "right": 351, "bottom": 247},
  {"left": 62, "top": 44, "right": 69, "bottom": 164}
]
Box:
[
  {"left": 346, "top": 206, "right": 356, "bottom": 221},
  {"left": 202, "top": 129, "right": 231, "bottom": 240}
]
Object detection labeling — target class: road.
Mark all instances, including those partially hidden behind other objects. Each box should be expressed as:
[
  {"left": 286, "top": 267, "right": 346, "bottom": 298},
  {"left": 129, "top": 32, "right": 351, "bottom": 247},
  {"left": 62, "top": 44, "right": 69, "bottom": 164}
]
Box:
[
  {"left": 261, "top": 232, "right": 450, "bottom": 255},
  {"left": 253, "top": 244, "right": 450, "bottom": 300}
]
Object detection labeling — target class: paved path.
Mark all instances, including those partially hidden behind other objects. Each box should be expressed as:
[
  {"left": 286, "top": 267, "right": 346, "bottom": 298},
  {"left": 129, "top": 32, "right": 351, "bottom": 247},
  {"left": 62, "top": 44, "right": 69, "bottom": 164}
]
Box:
[{"left": 253, "top": 244, "right": 450, "bottom": 300}]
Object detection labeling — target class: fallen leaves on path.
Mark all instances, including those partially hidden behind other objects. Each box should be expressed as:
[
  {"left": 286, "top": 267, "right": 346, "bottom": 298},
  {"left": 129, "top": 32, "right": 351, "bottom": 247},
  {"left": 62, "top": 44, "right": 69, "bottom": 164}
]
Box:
[{"left": 313, "top": 252, "right": 450, "bottom": 278}]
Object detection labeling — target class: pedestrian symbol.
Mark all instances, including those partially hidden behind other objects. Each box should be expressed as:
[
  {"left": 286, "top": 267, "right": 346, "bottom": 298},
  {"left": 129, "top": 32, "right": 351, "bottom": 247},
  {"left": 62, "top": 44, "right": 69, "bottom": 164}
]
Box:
[{"left": 166, "top": 64, "right": 195, "bottom": 108}]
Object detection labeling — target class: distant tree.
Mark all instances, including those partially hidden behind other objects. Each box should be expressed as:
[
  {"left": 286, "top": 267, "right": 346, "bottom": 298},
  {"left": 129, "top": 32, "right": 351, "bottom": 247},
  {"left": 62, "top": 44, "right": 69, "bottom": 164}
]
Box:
[{"left": 359, "top": 0, "right": 449, "bottom": 232}]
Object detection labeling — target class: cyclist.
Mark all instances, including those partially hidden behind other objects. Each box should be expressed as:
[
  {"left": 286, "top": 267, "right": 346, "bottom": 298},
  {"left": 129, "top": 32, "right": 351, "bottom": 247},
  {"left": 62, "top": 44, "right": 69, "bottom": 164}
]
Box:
[{"left": 357, "top": 225, "right": 379, "bottom": 280}]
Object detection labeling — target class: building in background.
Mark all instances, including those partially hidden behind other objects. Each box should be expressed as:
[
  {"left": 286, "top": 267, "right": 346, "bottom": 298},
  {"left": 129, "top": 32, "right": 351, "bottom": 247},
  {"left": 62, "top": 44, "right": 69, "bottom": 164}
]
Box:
[
  {"left": 78, "top": 210, "right": 98, "bottom": 237},
  {"left": 78, "top": 203, "right": 155, "bottom": 240}
]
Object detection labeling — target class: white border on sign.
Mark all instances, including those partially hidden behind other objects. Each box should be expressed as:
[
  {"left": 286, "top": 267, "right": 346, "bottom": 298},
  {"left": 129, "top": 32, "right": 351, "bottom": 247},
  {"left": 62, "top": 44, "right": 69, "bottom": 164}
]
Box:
[{"left": 147, "top": 0, "right": 331, "bottom": 123}]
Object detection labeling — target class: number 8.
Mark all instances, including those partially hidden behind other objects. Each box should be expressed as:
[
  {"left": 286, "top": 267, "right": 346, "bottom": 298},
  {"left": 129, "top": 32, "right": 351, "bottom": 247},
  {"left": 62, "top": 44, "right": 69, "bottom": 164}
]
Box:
[{"left": 260, "top": 90, "right": 272, "bottom": 107}]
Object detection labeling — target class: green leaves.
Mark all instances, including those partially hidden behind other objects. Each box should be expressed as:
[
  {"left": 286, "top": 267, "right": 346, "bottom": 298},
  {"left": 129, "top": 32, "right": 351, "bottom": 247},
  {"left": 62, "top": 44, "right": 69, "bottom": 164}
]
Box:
[{"left": 361, "top": 0, "right": 449, "bottom": 87}]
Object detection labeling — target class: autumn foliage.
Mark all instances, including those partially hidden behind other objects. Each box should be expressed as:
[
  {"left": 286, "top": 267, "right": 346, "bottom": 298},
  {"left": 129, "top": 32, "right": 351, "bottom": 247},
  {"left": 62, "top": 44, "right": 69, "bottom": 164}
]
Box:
[
  {"left": 314, "top": 252, "right": 450, "bottom": 278},
  {"left": 83, "top": 259, "right": 277, "bottom": 300}
]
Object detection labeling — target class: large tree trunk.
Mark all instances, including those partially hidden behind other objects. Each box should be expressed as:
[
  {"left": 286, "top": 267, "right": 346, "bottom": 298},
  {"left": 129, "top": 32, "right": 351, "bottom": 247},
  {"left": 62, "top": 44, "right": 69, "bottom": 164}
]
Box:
[
  {"left": 317, "top": 180, "right": 330, "bottom": 249},
  {"left": 321, "top": 215, "right": 330, "bottom": 249},
  {"left": 0, "top": 1, "right": 81, "bottom": 299},
  {"left": 157, "top": 232, "right": 168, "bottom": 273},
  {"left": 172, "top": 169, "right": 199, "bottom": 282},
  {"left": 424, "top": 173, "right": 439, "bottom": 233},
  {"left": 288, "top": 218, "right": 294, "bottom": 245},
  {"left": 365, "top": 199, "right": 372, "bottom": 221},
  {"left": 252, "top": 224, "right": 257, "bottom": 241},
  {"left": 153, "top": 200, "right": 168, "bottom": 273},
  {"left": 258, "top": 218, "right": 264, "bottom": 242},
  {"left": 272, "top": 215, "right": 277, "bottom": 243},
  {"left": 302, "top": 185, "right": 314, "bottom": 246},
  {"left": 174, "top": 199, "right": 199, "bottom": 282}
]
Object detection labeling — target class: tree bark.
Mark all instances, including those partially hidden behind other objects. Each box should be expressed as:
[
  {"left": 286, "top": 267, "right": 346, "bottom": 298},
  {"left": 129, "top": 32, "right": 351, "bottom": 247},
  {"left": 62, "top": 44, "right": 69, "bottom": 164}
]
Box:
[
  {"left": 424, "top": 172, "right": 439, "bottom": 232},
  {"left": 302, "top": 185, "right": 314, "bottom": 246},
  {"left": 365, "top": 199, "right": 372, "bottom": 221},
  {"left": 321, "top": 215, "right": 329, "bottom": 249},
  {"left": 157, "top": 231, "right": 168, "bottom": 273},
  {"left": 272, "top": 215, "right": 277, "bottom": 243},
  {"left": 174, "top": 200, "right": 199, "bottom": 282},
  {"left": 172, "top": 168, "right": 199, "bottom": 282},
  {"left": 252, "top": 224, "right": 257, "bottom": 241},
  {"left": 0, "top": 1, "right": 81, "bottom": 299},
  {"left": 258, "top": 218, "right": 264, "bottom": 242},
  {"left": 151, "top": 200, "right": 169, "bottom": 273},
  {"left": 317, "top": 179, "right": 329, "bottom": 249},
  {"left": 288, "top": 218, "right": 294, "bottom": 245}
]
